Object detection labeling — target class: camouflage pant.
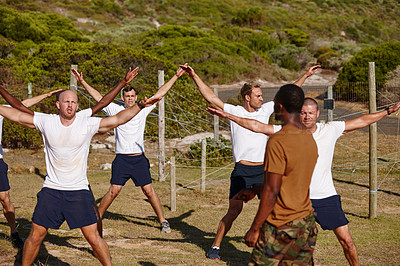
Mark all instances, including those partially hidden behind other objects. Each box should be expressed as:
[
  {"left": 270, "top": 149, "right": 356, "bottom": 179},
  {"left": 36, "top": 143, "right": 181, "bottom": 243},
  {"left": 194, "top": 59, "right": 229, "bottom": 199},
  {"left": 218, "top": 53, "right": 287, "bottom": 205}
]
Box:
[{"left": 249, "top": 212, "right": 318, "bottom": 265}]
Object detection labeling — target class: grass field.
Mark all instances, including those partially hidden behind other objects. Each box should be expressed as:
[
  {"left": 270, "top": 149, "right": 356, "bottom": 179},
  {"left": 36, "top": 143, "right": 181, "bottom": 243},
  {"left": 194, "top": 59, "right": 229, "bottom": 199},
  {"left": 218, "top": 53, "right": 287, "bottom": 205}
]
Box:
[{"left": 0, "top": 129, "right": 399, "bottom": 265}]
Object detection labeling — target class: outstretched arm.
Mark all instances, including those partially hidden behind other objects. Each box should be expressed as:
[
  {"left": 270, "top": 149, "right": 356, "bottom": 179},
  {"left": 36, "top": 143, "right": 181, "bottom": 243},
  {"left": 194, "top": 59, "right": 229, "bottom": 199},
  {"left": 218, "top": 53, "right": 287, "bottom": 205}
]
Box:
[
  {"left": 180, "top": 65, "right": 224, "bottom": 111},
  {"left": 21, "top": 89, "right": 62, "bottom": 108},
  {"left": 151, "top": 65, "right": 186, "bottom": 102},
  {"left": 293, "top": 65, "right": 321, "bottom": 87},
  {"left": 71, "top": 67, "right": 139, "bottom": 115},
  {"left": 98, "top": 96, "right": 159, "bottom": 133},
  {"left": 344, "top": 102, "right": 400, "bottom": 133},
  {"left": 0, "top": 105, "right": 35, "bottom": 128},
  {"left": 0, "top": 85, "right": 34, "bottom": 115},
  {"left": 206, "top": 107, "right": 276, "bottom": 135}
]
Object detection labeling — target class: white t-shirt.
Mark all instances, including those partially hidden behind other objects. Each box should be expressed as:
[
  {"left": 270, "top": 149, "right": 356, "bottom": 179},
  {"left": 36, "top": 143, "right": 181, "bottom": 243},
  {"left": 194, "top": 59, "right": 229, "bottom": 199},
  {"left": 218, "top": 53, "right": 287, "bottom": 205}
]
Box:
[
  {"left": 34, "top": 111, "right": 101, "bottom": 191},
  {"left": 309, "top": 121, "right": 345, "bottom": 199},
  {"left": 224, "top": 101, "right": 275, "bottom": 163},
  {"left": 103, "top": 103, "right": 155, "bottom": 154}
]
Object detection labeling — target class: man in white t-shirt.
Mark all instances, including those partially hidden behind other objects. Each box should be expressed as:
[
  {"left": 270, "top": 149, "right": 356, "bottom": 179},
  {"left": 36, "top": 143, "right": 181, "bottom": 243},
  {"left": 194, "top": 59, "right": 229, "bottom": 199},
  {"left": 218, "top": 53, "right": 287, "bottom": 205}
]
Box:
[
  {"left": 180, "top": 64, "right": 320, "bottom": 260},
  {"left": 0, "top": 86, "right": 159, "bottom": 265},
  {"left": 209, "top": 97, "right": 400, "bottom": 266},
  {"left": 0, "top": 88, "right": 61, "bottom": 250},
  {"left": 72, "top": 65, "right": 185, "bottom": 234}
]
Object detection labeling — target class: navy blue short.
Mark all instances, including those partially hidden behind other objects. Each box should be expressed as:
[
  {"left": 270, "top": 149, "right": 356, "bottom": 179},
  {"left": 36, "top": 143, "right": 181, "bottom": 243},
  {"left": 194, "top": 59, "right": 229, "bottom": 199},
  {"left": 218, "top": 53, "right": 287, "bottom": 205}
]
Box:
[
  {"left": 32, "top": 187, "right": 98, "bottom": 230},
  {"left": 0, "top": 159, "right": 10, "bottom": 192},
  {"left": 229, "top": 163, "right": 264, "bottom": 199},
  {"left": 111, "top": 154, "right": 152, "bottom": 187},
  {"left": 311, "top": 194, "right": 349, "bottom": 230}
]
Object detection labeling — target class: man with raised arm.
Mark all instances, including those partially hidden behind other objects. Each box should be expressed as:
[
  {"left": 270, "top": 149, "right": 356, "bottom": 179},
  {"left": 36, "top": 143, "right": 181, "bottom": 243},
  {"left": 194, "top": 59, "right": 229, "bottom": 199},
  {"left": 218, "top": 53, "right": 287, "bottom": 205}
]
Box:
[
  {"left": 0, "top": 88, "right": 61, "bottom": 249},
  {"left": 209, "top": 97, "right": 400, "bottom": 266},
  {"left": 180, "top": 64, "right": 320, "bottom": 260},
  {"left": 0, "top": 82, "right": 159, "bottom": 265},
  {"left": 72, "top": 65, "right": 186, "bottom": 234},
  {"left": 1, "top": 67, "right": 140, "bottom": 238}
]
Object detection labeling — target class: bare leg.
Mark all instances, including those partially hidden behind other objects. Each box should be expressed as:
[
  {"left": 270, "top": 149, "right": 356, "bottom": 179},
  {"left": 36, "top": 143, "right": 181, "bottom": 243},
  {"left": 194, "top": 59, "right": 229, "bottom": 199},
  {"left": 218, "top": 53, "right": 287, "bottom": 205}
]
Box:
[
  {"left": 98, "top": 184, "right": 123, "bottom": 218},
  {"left": 333, "top": 224, "right": 359, "bottom": 266},
  {"left": 81, "top": 223, "right": 111, "bottom": 266},
  {"left": 141, "top": 184, "right": 166, "bottom": 223},
  {"left": 22, "top": 223, "right": 48, "bottom": 266},
  {"left": 211, "top": 198, "right": 243, "bottom": 248},
  {"left": 0, "top": 190, "right": 17, "bottom": 234}
]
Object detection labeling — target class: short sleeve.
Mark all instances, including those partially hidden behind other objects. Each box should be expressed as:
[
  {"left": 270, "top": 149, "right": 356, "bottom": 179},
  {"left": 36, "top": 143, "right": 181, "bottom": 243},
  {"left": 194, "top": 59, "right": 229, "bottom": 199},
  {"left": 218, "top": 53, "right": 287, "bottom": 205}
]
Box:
[
  {"left": 223, "top": 103, "right": 236, "bottom": 114},
  {"left": 265, "top": 137, "right": 286, "bottom": 175},
  {"left": 262, "top": 101, "right": 275, "bottom": 115},
  {"left": 33, "top": 112, "right": 46, "bottom": 132}
]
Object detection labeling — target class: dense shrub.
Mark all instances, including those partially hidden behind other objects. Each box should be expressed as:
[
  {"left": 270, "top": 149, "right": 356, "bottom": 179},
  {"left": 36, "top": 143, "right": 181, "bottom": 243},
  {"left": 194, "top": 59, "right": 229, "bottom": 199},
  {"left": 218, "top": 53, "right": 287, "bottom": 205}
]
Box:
[
  {"left": 0, "top": 7, "right": 85, "bottom": 43},
  {"left": 336, "top": 41, "right": 400, "bottom": 101},
  {"left": 314, "top": 46, "right": 339, "bottom": 69}
]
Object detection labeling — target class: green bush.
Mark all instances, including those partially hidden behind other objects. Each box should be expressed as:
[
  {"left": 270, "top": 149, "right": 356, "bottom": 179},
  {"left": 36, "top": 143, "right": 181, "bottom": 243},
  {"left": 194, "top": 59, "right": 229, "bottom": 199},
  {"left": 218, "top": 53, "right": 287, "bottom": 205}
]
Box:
[
  {"left": 336, "top": 41, "right": 400, "bottom": 101},
  {"left": 283, "top": 28, "right": 310, "bottom": 47},
  {"left": 315, "top": 46, "right": 339, "bottom": 69},
  {"left": 232, "top": 7, "right": 265, "bottom": 27},
  {"left": 0, "top": 7, "right": 85, "bottom": 43}
]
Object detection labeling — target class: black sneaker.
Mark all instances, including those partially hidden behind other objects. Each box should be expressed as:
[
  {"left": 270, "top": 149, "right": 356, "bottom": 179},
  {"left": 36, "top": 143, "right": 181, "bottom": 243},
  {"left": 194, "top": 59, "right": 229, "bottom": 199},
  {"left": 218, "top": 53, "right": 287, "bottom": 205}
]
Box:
[
  {"left": 10, "top": 232, "right": 24, "bottom": 249},
  {"left": 206, "top": 247, "right": 220, "bottom": 260},
  {"left": 161, "top": 221, "right": 171, "bottom": 233}
]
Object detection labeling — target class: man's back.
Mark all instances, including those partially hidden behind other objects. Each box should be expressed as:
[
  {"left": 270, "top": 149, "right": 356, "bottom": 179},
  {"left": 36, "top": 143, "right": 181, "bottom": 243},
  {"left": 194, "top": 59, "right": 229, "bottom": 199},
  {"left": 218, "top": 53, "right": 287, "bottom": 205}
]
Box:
[{"left": 265, "top": 124, "right": 318, "bottom": 227}]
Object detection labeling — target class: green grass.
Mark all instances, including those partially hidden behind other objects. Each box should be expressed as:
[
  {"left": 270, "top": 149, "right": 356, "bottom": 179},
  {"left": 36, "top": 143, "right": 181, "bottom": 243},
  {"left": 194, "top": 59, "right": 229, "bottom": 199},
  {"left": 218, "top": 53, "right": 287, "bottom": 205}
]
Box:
[{"left": 0, "top": 130, "right": 399, "bottom": 264}]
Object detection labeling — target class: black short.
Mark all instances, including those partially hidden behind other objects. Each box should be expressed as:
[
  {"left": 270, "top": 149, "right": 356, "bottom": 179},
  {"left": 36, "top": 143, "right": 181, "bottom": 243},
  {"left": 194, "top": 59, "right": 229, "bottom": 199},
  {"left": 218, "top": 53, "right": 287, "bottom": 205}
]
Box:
[
  {"left": 0, "top": 159, "right": 10, "bottom": 192},
  {"left": 110, "top": 154, "right": 152, "bottom": 187},
  {"left": 311, "top": 194, "right": 349, "bottom": 230},
  {"left": 229, "top": 163, "right": 264, "bottom": 199},
  {"left": 32, "top": 187, "right": 98, "bottom": 229}
]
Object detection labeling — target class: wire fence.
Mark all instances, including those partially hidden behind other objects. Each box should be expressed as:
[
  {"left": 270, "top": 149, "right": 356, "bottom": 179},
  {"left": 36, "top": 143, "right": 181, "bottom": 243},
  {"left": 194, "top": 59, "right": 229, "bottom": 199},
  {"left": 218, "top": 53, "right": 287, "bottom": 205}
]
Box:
[{"left": 80, "top": 80, "right": 400, "bottom": 198}]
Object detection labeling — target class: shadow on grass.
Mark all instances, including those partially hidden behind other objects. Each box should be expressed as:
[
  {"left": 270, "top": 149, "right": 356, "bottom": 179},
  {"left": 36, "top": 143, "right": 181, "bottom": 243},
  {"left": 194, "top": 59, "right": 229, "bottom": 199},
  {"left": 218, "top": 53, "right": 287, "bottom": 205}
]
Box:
[
  {"left": 5, "top": 218, "right": 96, "bottom": 265},
  {"left": 102, "top": 209, "right": 250, "bottom": 265},
  {"left": 333, "top": 178, "right": 400, "bottom": 197}
]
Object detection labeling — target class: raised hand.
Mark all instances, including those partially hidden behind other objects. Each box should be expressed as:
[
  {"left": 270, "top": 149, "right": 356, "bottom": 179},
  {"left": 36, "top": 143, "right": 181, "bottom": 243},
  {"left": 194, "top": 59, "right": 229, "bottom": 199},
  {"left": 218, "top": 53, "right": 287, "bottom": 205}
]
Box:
[
  {"left": 124, "top": 67, "right": 139, "bottom": 84},
  {"left": 306, "top": 65, "right": 321, "bottom": 77},
  {"left": 179, "top": 64, "right": 195, "bottom": 78},
  {"left": 71, "top": 68, "right": 84, "bottom": 83},
  {"left": 46, "top": 89, "right": 63, "bottom": 98}
]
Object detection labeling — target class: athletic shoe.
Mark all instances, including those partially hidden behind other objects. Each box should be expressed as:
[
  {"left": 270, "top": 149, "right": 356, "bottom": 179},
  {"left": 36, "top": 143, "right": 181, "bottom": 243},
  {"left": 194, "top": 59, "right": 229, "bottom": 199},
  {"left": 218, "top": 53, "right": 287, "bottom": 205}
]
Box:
[
  {"left": 10, "top": 232, "right": 24, "bottom": 249},
  {"left": 206, "top": 247, "right": 220, "bottom": 260},
  {"left": 161, "top": 221, "right": 171, "bottom": 233}
]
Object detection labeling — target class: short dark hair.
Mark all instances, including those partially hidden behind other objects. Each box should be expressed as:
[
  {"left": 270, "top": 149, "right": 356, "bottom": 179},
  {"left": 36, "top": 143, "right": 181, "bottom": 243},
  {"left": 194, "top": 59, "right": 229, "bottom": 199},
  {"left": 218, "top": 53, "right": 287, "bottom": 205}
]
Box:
[
  {"left": 122, "top": 86, "right": 136, "bottom": 95},
  {"left": 240, "top": 82, "right": 260, "bottom": 100},
  {"left": 303, "top": 97, "right": 319, "bottom": 111},
  {"left": 274, "top": 84, "right": 304, "bottom": 114}
]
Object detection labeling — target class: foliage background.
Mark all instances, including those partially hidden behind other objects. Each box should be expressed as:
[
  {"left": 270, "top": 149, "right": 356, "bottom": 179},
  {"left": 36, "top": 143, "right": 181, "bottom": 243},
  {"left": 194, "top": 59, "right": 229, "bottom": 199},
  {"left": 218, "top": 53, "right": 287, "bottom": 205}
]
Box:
[{"left": 1, "top": 0, "right": 400, "bottom": 147}]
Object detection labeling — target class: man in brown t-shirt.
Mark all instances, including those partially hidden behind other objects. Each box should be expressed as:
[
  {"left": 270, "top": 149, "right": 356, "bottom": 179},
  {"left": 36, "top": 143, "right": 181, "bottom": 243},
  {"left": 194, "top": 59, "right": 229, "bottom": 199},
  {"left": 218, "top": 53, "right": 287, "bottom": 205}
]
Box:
[{"left": 236, "top": 84, "right": 319, "bottom": 265}]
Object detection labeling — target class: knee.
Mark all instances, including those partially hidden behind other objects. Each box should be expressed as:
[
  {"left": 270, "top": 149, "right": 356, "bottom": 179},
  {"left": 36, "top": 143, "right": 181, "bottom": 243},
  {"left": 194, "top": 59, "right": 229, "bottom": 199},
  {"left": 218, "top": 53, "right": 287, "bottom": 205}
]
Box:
[
  {"left": 109, "top": 188, "right": 121, "bottom": 199},
  {"left": 0, "top": 191, "right": 10, "bottom": 205},
  {"left": 86, "top": 234, "right": 102, "bottom": 248},
  {"left": 340, "top": 238, "right": 357, "bottom": 252},
  {"left": 142, "top": 186, "right": 155, "bottom": 198}
]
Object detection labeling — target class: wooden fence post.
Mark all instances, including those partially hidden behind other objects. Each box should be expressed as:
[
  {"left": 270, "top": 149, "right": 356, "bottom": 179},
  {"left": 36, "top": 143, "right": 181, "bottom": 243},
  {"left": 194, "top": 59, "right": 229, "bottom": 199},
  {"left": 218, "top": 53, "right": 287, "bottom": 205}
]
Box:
[
  {"left": 70, "top": 64, "right": 77, "bottom": 93},
  {"left": 213, "top": 87, "right": 219, "bottom": 143},
  {"left": 368, "top": 62, "right": 377, "bottom": 219},
  {"left": 201, "top": 138, "right": 206, "bottom": 192},
  {"left": 158, "top": 70, "right": 166, "bottom": 181},
  {"left": 170, "top": 156, "right": 176, "bottom": 212}
]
